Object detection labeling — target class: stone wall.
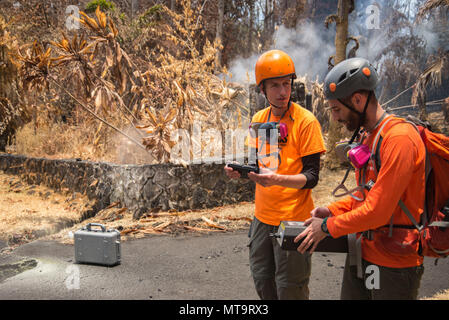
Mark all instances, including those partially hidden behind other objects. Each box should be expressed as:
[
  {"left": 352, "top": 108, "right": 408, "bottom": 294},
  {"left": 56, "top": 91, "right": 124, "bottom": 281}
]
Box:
[{"left": 0, "top": 154, "right": 255, "bottom": 219}]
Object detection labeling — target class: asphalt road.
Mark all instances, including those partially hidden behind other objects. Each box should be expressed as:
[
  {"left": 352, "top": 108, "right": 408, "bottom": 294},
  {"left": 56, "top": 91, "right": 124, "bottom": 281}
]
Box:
[{"left": 0, "top": 231, "right": 448, "bottom": 300}]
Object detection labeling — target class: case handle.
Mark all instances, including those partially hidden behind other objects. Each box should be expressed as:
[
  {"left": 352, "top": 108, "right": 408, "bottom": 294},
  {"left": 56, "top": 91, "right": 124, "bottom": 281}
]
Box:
[{"left": 86, "top": 223, "right": 106, "bottom": 232}]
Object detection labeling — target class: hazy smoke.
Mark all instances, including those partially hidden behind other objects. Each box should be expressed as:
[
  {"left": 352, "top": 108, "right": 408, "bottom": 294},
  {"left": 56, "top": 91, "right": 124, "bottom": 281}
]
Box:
[
  {"left": 229, "top": 22, "right": 335, "bottom": 84},
  {"left": 415, "top": 20, "right": 441, "bottom": 54},
  {"left": 273, "top": 23, "right": 335, "bottom": 80},
  {"left": 114, "top": 126, "right": 154, "bottom": 164}
]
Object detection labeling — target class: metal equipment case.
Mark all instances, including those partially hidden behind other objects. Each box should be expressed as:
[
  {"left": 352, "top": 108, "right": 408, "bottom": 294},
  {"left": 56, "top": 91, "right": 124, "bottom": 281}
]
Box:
[
  {"left": 274, "top": 221, "right": 349, "bottom": 252},
  {"left": 74, "top": 223, "right": 121, "bottom": 266}
]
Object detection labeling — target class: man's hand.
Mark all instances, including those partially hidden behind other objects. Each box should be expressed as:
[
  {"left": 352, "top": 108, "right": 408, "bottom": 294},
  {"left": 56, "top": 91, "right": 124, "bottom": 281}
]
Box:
[
  {"left": 294, "top": 217, "right": 327, "bottom": 254},
  {"left": 248, "top": 167, "right": 278, "bottom": 187},
  {"left": 310, "top": 207, "right": 331, "bottom": 219},
  {"left": 224, "top": 164, "right": 241, "bottom": 179}
]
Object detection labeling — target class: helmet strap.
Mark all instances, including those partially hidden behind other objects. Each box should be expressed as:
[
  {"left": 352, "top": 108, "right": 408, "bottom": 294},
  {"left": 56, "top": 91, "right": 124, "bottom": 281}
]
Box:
[
  {"left": 341, "top": 91, "right": 372, "bottom": 144},
  {"left": 359, "top": 91, "right": 373, "bottom": 128}
]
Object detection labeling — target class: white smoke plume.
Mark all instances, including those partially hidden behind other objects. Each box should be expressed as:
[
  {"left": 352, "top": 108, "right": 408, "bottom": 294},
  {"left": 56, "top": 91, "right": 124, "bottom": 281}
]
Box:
[
  {"left": 415, "top": 19, "right": 442, "bottom": 54},
  {"left": 228, "top": 22, "right": 335, "bottom": 84}
]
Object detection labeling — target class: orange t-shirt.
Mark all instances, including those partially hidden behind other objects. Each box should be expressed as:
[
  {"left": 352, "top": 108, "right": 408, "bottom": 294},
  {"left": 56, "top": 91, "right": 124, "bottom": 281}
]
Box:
[
  {"left": 248, "top": 103, "right": 326, "bottom": 226},
  {"left": 326, "top": 116, "right": 426, "bottom": 268}
]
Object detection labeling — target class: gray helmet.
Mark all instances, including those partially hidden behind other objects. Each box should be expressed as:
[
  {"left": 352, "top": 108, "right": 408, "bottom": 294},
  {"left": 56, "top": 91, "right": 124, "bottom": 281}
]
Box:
[{"left": 324, "top": 57, "right": 379, "bottom": 100}]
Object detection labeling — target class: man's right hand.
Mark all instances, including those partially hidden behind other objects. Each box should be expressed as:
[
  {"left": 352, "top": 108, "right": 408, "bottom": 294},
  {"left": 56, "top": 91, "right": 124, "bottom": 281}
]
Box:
[
  {"left": 310, "top": 207, "right": 331, "bottom": 219},
  {"left": 224, "top": 164, "right": 241, "bottom": 179}
]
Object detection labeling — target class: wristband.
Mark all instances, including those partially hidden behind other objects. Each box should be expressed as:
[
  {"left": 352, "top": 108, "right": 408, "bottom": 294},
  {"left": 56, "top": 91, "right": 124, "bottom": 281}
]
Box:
[{"left": 321, "top": 217, "right": 330, "bottom": 236}]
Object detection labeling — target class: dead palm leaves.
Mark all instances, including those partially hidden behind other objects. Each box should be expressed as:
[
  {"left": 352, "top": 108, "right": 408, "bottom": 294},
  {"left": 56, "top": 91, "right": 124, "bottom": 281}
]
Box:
[
  {"left": 79, "top": 5, "right": 118, "bottom": 39},
  {"left": 51, "top": 33, "right": 96, "bottom": 64},
  {"left": 127, "top": 3, "right": 246, "bottom": 163},
  {"left": 91, "top": 203, "right": 252, "bottom": 238},
  {"left": 417, "top": 0, "right": 449, "bottom": 21},
  {"left": 139, "top": 108, "right": 177, "bottom": 162},
  {"left": 419, "top": 50, "right": 449, "bottom": 88},
  {"left": 412, "top": 50, "right": 449, "bottom": 120},
  {"left": 10, "top": 8, "right": 147, "bottom": 154},
  {"left": 9, "top": 3, "right": 246, "bottom": 164},
  {"left": 13, "top": 41, "right": 53, "bottom": 92}
]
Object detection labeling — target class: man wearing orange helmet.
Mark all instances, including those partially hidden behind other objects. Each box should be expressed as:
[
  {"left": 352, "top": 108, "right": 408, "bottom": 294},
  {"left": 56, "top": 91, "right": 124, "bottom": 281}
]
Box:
[{"left": 225, "top": 50, "right": 326, "bottom": 300}]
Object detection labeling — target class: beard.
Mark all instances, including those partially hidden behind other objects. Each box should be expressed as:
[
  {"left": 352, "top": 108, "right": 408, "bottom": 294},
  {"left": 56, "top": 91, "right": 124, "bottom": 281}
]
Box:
[{"left": 339, "top": 111, "right": 361, "bottom": 132}]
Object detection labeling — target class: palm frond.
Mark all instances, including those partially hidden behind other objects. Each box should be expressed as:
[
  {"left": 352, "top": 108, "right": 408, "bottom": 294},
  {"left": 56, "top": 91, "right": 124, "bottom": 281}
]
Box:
[{"left": 417, "top": 0, "right": 449, "bottom": 20}]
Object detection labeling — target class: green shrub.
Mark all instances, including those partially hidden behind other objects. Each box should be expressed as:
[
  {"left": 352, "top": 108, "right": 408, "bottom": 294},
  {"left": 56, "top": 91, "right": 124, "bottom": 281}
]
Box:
[
  {"left": 139, "top": 4, "right": 163, "bottom": 26},
  {"left": 85, "top": 0, "right": 116, "bottom": 13}
]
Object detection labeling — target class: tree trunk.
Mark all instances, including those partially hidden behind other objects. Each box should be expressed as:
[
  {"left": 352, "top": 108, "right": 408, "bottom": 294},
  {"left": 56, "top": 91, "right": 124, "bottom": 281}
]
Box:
[
  {"left": 263, "top": 0, "right": 275, "bottom": 49},
  {"left": 412, "top": 80, "right": 428, "bottom": 122},
  {"left": 335, "top": 0, "right": 350, "bottom": 65},
  {"left": 444, "top": 97, "right": 449, "bottom": 125},
  {"left": 417, "top": 89, "right": 428, "bottom": 122},
  {"left": 247, "top": 0, "right": 255, "bottom": 57},
  {"left": 215, "top": 0, "right": 224, "bottom": 69},
  {"left": 131, "top": 0, "right": 139, "bottom": 19},
  {"left": 324, "top": 0, "right": 351, "bottom": 170},
  {"left": 263, "top": 0, "right": 269, "bottom": 47},
  {"left": 170, "top": 0, "right": 176, "bottom": 12},
  {"left": 309, "top": 0, "right": 317, "bottom": 19}
]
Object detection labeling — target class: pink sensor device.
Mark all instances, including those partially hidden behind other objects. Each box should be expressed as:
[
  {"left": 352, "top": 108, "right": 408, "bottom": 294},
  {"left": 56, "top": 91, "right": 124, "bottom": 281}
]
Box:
[{"left": 347, "top": 144, "right": 371, "bottom": 169}]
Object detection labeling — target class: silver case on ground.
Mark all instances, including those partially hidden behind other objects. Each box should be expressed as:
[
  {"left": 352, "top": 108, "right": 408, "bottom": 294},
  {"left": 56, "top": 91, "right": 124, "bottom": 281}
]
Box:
[{"left": 74, "top": 223, "right": 121, "bottom": 266}]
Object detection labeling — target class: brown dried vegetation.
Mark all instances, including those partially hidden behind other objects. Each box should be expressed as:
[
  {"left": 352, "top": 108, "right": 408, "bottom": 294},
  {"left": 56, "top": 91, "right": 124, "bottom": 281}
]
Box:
[{"left": 4, "top": 2, "right": 247, "bottom": 164}]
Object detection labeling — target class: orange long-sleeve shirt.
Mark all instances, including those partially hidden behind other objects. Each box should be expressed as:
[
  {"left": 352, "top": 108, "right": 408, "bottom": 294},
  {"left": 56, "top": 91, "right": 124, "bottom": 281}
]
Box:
[{"left": 326, "top": 116, "right": 426, "bottom": 268}]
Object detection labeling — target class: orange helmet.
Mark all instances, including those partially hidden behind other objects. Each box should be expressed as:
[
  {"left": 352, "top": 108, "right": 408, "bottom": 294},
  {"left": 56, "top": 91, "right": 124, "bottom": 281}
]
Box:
[{"left": 255, "top": 50, "right": 297, "bottom": 86}]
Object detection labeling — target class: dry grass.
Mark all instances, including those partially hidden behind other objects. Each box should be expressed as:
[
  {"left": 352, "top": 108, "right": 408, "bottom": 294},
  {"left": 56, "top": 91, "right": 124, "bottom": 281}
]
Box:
[
  {"left": 10, "top": 121, "right": 85, "bottom": 160},
  {"left": 8, "top": 117, "right": 151, "bottom": 164},
  {"left": 0, "top": 171, "right": 95, "bottom": 248},
  {"left": 313, "top": 167, "right": 356, "bottom": 208}
]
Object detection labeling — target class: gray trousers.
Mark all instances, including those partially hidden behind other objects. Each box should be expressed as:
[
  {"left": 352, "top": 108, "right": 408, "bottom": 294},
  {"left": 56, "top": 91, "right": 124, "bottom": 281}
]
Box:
[
  {"left": 248, "top": 217, "right": 311, "bottom": 300},
  {"left": 340, "top": 254, "right": 424, "bottom": 300}
]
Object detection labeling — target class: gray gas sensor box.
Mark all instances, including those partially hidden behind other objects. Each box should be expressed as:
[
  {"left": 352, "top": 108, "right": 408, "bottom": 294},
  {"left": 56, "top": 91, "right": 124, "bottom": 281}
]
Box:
[
  {"left": 74, "top": 223, "right": 121, "bottom": 266},
  {"left": 273, "top": 221, "right": 349, "bottom": 253}
]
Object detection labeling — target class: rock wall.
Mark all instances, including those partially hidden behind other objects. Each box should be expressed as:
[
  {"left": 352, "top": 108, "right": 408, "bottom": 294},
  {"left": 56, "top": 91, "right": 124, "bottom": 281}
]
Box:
[{"left": 0, "top": 154, "right": 255, "bottom": 219}]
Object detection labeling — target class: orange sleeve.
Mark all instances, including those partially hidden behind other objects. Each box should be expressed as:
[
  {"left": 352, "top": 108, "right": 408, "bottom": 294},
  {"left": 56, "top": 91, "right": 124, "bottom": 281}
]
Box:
[
  {"left": 297, "top": 119, "right": 326, "bottom": 157},
  {"left": 327, "top": 195, "right": 355, "bottom": 216},
  {"left": 327, "top": 134, "right": 419, "bottom": 238}
]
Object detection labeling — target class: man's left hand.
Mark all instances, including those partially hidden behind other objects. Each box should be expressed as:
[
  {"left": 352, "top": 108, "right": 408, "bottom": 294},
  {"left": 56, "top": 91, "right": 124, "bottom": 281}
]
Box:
[
  {"left": 248, "top": 167, "right": 278, "bottom": 187},
  {"left": 294, "top": 217, "right": 327, "bottom": 254}
]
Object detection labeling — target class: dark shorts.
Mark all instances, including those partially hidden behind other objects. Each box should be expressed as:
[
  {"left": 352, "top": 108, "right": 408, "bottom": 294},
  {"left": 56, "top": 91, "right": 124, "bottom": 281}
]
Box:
[{"left": 248, "top": 217, "right": 312, "bottom": 300}]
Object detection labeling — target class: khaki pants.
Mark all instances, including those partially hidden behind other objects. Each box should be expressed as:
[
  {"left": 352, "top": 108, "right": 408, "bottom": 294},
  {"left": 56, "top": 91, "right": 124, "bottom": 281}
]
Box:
[
  {"left": 248, "top": 217, "right": 311, "bottom": 300},
  {"left": 340, "top": 254, "right": 424, "bottom": 300}
]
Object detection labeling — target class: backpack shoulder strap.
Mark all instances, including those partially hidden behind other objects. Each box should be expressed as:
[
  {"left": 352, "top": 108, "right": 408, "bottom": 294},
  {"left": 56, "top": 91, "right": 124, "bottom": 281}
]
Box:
[
  {"left": 371, "top": 115, "right": 398, "bottom": 174},
  {"left": 370, "top": 116, "right": 428, "bottom": 231},
  {"left": 371, "top": 116, "right": 422, "bottom": 173}
]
